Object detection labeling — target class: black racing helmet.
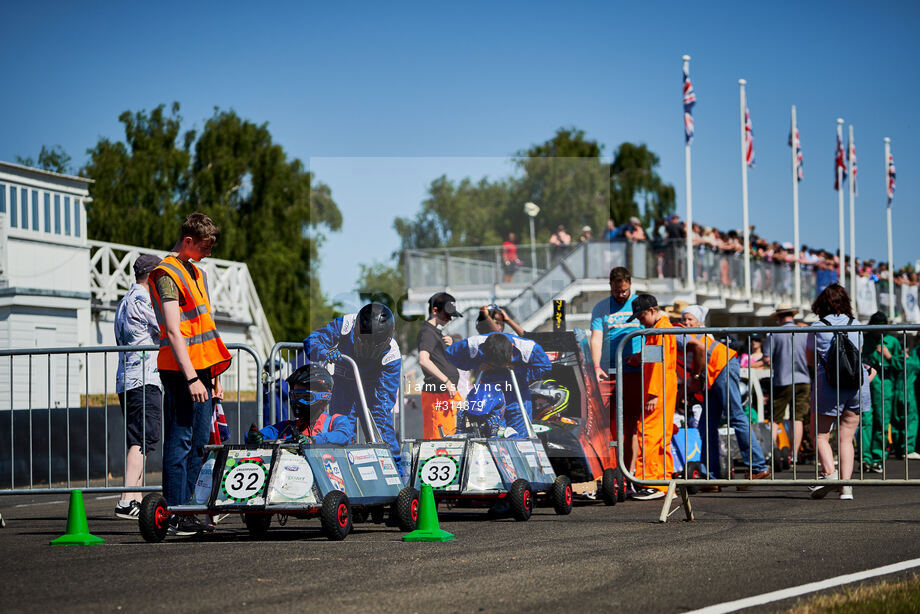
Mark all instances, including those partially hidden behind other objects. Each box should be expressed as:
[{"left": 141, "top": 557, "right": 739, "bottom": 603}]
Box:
[
  {"left": 287, "top": 364, "right": 333, "bottom": 422},
  {"left": 530, "top": 379, "right": 570, "bottom": 421},
  {"left": 354, "top": 303, "right": 395, "bottom": 361}
]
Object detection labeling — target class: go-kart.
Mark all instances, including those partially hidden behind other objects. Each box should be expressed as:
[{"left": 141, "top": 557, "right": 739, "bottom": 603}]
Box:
[
  {"left": 524, "top": 330, "right": 625, "bottom": 505},
  {"left": 138, "top": 356, "right": 419, "bottom": 542},
  {"left": 401, "top": 370, "right": 573, "bottom": 521}
]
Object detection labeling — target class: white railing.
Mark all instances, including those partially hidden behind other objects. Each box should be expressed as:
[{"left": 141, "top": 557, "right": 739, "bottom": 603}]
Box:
[{"left": 88, "top": 240, "right": 275, "bottom": 358}]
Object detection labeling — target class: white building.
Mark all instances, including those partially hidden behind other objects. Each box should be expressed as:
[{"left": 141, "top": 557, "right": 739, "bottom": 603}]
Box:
[{"left": 0, "top": 161, "right": 273, "bottom": 410}]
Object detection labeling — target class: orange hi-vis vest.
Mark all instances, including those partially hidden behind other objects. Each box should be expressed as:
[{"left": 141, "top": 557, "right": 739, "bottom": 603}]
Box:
[
  {"left": 149, "top": 254, "right": 232, "bottom": 378},
  {"left": 692, "top": 333, "right": 737, "bottom": 389}
]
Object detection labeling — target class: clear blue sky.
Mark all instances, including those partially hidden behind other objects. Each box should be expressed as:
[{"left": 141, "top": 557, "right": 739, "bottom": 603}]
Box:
[{"left": 3, "top": 1, "right": 918, "bottom": 303}]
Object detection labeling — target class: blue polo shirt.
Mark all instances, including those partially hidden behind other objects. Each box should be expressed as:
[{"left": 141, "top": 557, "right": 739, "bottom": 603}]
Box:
[{"left": 590, "top": 295, "right": 642, "bottom": 373}]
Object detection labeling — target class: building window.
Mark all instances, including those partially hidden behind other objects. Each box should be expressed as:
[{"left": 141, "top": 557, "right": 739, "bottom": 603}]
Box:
[
  {"left": 74, "top": 198, "right": 81, "bottom": 237},
  {"left": 32, "top": 190, "right": 39, "bottom": 231},
  {"left": 0, "top": 183, "right": 5, "bottom": 214},
  {"left": 64, "top": 196, "right": 71, "bottom": 235},
  {"left": 44, "top": 193, "right": 51, "bottom": 232},
  {"left": 54, "top": 194, "right": 61, "bottom": 234},
  {"left": 10, "top": 185, "right": 17, "bottom": 227},
  {"left": 20, "top": 187, "right": 28, "bottom": 230}
]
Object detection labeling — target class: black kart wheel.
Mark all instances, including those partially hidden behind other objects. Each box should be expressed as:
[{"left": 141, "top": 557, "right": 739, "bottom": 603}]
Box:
[
  {"left": 320, "top": 490, "right": 352, "bottom": 541},
  {"left": 243, "top": 513, "right": 272, "bottom": 538},
  {"left": 393, "top": 486, "right": 420, "bottom": 532},
  {"left": 508, "top": 479, "right": 533, "bottom": 522},
  {"left": 551, "top": 475, "right": 573, "bottom": 515},
  {"left": 685, "top": 461, "right": 703, "bottom": 494},
  {"left": 616, "top": 468, "right": 627, "bottom": 503},
  {"left": 139, "top": 493, "right": 169, "bottom": 543},
  {"left": 601, "top": 468, "right": 618, "bottom": 506}
]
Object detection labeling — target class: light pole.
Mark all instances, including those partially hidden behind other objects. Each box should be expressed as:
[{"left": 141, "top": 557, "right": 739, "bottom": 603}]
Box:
[{"left": 524, "top": 201, "right": 541, "bottom": 273}]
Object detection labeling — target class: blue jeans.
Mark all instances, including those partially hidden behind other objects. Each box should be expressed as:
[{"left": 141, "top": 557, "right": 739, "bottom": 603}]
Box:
[
  {"left": 162, "top": 371, "right": 213, "bottom": 507},
  {"left": 697, "top": 358, "right": 768, "bottom": 477}
]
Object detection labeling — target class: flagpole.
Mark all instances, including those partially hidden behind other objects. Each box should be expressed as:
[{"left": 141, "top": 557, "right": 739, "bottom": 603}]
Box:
[
  {"left": 683, "top": 54, "right": 695, "bottom": 292},
  {"left": 739, "top": 79, "right": 751, "bottom": 299},
  {"left": 836, "top": 118, "right": 846, "bottom": 289},
  {"left": 885, "top": 136, "right": 894, "bottom": 321},
  {"left": 848, "top": 125, "right": 857, "bottom": 312},
  {"left": 791, "top": 105, "right": 801, "bottom": 306}
]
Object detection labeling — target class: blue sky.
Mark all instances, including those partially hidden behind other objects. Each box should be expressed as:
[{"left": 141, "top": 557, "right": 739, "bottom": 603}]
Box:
[{"left": 2, "top": 1, "right": 918, "bottom": 304}]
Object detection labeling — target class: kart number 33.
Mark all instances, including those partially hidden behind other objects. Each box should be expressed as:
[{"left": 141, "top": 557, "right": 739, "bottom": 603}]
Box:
[{"left": 420, "top": 455, "right": 458, "bottom": 488}]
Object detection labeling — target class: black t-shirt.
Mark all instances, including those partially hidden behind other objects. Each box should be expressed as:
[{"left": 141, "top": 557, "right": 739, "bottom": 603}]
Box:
[
  {"left": 417, "top": 321, "right": 459, "bottom": 391},
  {"left": 665, "top": 221, "right": 685, "bottom": 239}
]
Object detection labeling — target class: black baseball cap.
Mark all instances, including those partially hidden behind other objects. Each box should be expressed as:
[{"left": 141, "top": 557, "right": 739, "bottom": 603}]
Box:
[
  {"left": 626, "top": 293, "right": 658, "bottom": 322},
  {"left": 428, "top": 292, "right": 463, "bottom": 318},
  {"left": 133, "top": 254, "right": 162, "bottom": 276}
]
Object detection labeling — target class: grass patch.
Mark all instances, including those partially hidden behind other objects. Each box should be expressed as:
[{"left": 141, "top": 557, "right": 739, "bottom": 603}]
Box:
[{"left": 783, "top": 574, "right": 920, "bottom": 613}]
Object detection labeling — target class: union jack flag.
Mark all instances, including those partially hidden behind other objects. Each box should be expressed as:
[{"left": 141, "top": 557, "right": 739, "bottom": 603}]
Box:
[
  {"left": 210, "top": 400, "right": 230, "bottom": 444},
  {"left": 683, "top": 64, "right": 696, "bottom": 143},
  {"left": 788, "top": 126, "right": 804, "bottom": 181},
  {"left": 848, "top": 134, "right": 858, "bottom": 196},
  {"left": 887, "top": 150, "right": 896, "bottom": 204},
  {"left": 834, "top": 128, "right": 847, "bottom": 191},
  {"left": 743, "top": 107, "right": 754, "bottom": 167}
]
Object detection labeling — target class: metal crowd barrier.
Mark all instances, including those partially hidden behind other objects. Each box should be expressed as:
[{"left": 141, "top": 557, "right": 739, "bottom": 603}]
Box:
[
  {"left": 613, "top": 323, "right": 920, "bottom": 522},
  {"left": 0, "top": 343, "right": 262, "bottom": 496}
]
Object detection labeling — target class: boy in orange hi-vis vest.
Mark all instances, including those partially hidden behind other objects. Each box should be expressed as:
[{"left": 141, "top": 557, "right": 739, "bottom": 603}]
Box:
[
  {"left": 625, "top": 294, "right": 677, "bottom": 500},
  {"left": 149, "top": 213, "right": 232, "bottom": 536}
]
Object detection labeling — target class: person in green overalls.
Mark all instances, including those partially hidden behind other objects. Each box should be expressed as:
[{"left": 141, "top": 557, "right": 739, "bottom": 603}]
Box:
[
  {"left": 862, "top": 312, "right": 904, "bottom": 471},
  {"left": 894, "top": 342, "right": 920, "bottom": 460}
]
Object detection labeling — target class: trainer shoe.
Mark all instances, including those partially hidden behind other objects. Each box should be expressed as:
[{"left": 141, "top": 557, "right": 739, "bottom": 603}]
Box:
[
  {"left": 906, "top": 452, "right": 920, "bottom": 460},
  {"left": 114, "top": 500, "right": 140, "bottom": 520},
  {"left": 869, "top": 463, "right": 883, "bottom": 474},
  {"left": 839, "top": 486, "right": 854, "bottom": 500},
  {"left": 630, "top": 488, "right": 665, "bottom": 501},
  {"left": 809, "top": 471, "right": 838, "bottom": 499},
  {"left": 167, "top": 515, "right": 204, "bottom": 537}
]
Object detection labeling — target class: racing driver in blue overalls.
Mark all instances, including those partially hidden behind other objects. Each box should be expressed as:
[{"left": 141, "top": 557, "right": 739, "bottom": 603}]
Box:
[{"left": 303, "top": 303, "right": 404, "bottom": 474}]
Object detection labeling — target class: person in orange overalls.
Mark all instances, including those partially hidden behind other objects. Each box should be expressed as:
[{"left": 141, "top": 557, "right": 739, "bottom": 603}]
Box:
[{"left": 624, "top": 294, "right": 677, "bottom": 500}]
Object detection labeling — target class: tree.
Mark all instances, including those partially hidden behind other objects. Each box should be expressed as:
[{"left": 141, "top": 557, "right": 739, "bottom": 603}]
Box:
[
  {"left": 16, "top": 145, "right": 73, "bottom": 174},
  {"left": 609, "top": 142, "right": 675, "bottom": 225},
  {"left": 82, "top": 102, "right": 342, "bottom": 341}
]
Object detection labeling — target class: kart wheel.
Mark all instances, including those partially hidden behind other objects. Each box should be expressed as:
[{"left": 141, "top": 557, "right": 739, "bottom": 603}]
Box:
[
  {"left": 601, "top": 468, "right": 618, "bottom": 506},
  {"left": 139, "top": 493, "right": 169, "bottom": 543},
  {"left": 393, "top": 486, "right": 420, "bottom": 532},
  {"left": 321, "top": 491, "right": 352, "bottom": 541},
  {"left": 685, "top": 461, "right": 703, "bottom": 495},
  {"left": 508, "top": 479, "right": 533, "bottom": 522},
  {"left": 243, "top": 513, "right": 272, "bottom": 538},
  {"left": 551, "top": 475, "right": 573, "bottom": 515},
  {"left": 616, "top": 468, "right": 627, "bottom": 503}
]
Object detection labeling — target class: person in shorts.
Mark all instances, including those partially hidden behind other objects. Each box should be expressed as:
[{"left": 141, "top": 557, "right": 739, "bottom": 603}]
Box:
[
  {"left": 762, "top": 304, "right": 811, "bottom": 463},
  {"left": 114, "top": 253, "right": 163, "bottom": 520}
]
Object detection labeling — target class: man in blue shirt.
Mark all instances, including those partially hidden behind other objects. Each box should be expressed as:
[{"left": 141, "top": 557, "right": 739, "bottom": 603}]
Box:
[{"left": 590, "top": 266, "right": 644, "bottom": 475}]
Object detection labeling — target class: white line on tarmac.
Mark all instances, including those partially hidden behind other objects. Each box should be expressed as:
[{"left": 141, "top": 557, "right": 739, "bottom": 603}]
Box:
[
  {"left": 95, "top": 495, "right": 121, "bottom": 500},
  {"left": 14, "top": 500, "right": 65, "bottom": 508},
  {"left": 686, "top": 558, "right": 920, "bottom": 614}
]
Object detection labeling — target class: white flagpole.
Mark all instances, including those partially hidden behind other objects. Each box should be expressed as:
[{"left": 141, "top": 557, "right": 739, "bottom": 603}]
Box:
[
  {"left": 684, "top": 55, "right": 695, "bottom": 291},
  {"left": 848, "top": 125, "right": 857, "bottom": 312},
  {"left": 885, "top": 136, "right": 894, "bottom": 321},
  {"left": 739, "top": 79, "right": 751, "bottom": 299},
  {"left": 836, "top": 118, "right": 846, "bottom": 289},
  {"left": 791, "top": 105, "right": 801, "bottom": 306}
]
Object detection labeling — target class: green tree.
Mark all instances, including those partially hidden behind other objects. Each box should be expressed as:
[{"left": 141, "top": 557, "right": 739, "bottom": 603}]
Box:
[
  {"left": 609, "top": 142, "right": 675, "bottom": 225},
  {"left": 82, "top": 102, "right": 342, "bottom": 341},
  {"left": 16, "top": 145, "right": 73, "bottom": 174}
]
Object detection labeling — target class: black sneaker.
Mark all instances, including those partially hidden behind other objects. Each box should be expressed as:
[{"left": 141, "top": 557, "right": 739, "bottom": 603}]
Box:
[
  {"left": 630, "top": 488, "right": 665, "bottom": 501},
  {"left": 114, "top": 500, "right": 140, "bottom": 520},
  {"left": 167, "top": 515, "right": 204, "bottom": 537}
]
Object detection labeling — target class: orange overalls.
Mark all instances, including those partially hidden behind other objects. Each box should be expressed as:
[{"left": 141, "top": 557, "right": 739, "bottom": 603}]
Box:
[{"left": 635, "top": 315, "right": 678, "bottom": 491}]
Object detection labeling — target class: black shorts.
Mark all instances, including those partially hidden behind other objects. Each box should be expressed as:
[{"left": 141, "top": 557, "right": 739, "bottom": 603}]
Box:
[{"left": 118, "top": 384, "right": 163, "bottom": 453}]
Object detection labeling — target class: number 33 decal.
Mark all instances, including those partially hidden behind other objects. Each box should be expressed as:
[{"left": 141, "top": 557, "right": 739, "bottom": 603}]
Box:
[{"left": 419, "top": 456, "right": 458, "bottom": 488}]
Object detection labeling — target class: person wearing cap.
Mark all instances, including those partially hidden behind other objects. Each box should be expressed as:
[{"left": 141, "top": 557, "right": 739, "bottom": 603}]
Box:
[
  {"left": 625, "top": 216, "right": 646, "bottom": 242},
  {"left": 623, "top": 293, "right": 677, "bottom": 500},
  {"left": 680, "top": 305, "right": 771, "bottom": 484},
  {"left": 579, "top": 225, "right": 593, "bottom": 243},
  {"left": 113, "top": 252, "right": 163, "bottom": 520},
  {"left": 418, "top": 293, "right": 464, "bottom": 438},
  {"left": 762, "top": 304, "right": 811, "bottom": 463}
]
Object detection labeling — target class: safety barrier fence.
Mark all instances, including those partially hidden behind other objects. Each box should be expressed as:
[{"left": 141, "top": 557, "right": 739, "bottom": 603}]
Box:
[
  {"left": 0, "top": 343, "right": 261, "bottom": 495},
  {"left": 614, "top": 323, "right": 920, "bottom": 521}
]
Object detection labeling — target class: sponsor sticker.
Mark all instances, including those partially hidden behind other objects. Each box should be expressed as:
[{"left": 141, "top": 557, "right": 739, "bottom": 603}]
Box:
[
  {"left": 358, "top": 465, "right": 378, "bottom": 481},
  {"left": 525, "top": 454, "right": 539, "bottom": 469},
  {"left": 275, "top": 454, "right": 314, "bottom": 499},
  {"left": 347, "top": 449, "right": 378, "bottom": 465},
  {"left": 379, "top": 458, "right": 398, "bottom": 475},
  {"left": 375, "top": 448, "right": 390, "bottom": 458},
  {"left": 323, "top": 454, "right": 346, "bottom": 491},
  {"left": 385, "top": 477, "right": 403, "bottom": 486},
  {"left": 516, "top": 440, "right": 536, "bottom": 454},
  {"left": 194, "top": 456, "right": 216, "bottom": 504}
]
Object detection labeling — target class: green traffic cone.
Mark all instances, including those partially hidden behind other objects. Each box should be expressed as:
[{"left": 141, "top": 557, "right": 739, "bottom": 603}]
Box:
[
  {"left": 403, "top": 483, "right": 454, "bottom": 542},
  {"left": 50, "top": 490, "right": 105, "bottom": 546}
]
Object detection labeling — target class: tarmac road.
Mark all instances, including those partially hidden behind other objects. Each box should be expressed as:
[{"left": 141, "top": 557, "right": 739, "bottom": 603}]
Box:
[{"left": 3, "top": 470, "right": 920, "bottom": 614}]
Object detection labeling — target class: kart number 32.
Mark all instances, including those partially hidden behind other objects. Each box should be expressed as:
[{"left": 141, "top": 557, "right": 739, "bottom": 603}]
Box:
[
  {"left": 420, "top": 456, "right": 458, "bottom": 488},
  {"left": 223, "top": 464, "right": 266, "bottom": 500}
]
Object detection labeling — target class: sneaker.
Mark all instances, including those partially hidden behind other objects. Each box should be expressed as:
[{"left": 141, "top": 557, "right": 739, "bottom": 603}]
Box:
[
  {"left": 839, "top": 486, "right": 853, "bottom": 500},
  {"left": 870, "top": 463, "right": 883, "bottom": 474},
  {"left": 906, "top": 452, "right": 920, "bottom": 460},
  {"left": 167, "top": 515, "right": 205, "bottom": 537},
  {"left": 810, "top": 471, "right": 838, "bottom": 499},
  {"left": 114, "top": 500, "right": 140, "bottom": 520},
  {"left": 630, "top": 488, "right": 666, "bottom": 501}
]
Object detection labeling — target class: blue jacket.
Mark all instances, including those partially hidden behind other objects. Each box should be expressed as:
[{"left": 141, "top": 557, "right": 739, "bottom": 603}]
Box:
[
  {"left": 251, "top": 413, "right": 351, "bottom": 445},
  {"left": 303, "top": 314, "right": 402, "bottom": 458}
]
